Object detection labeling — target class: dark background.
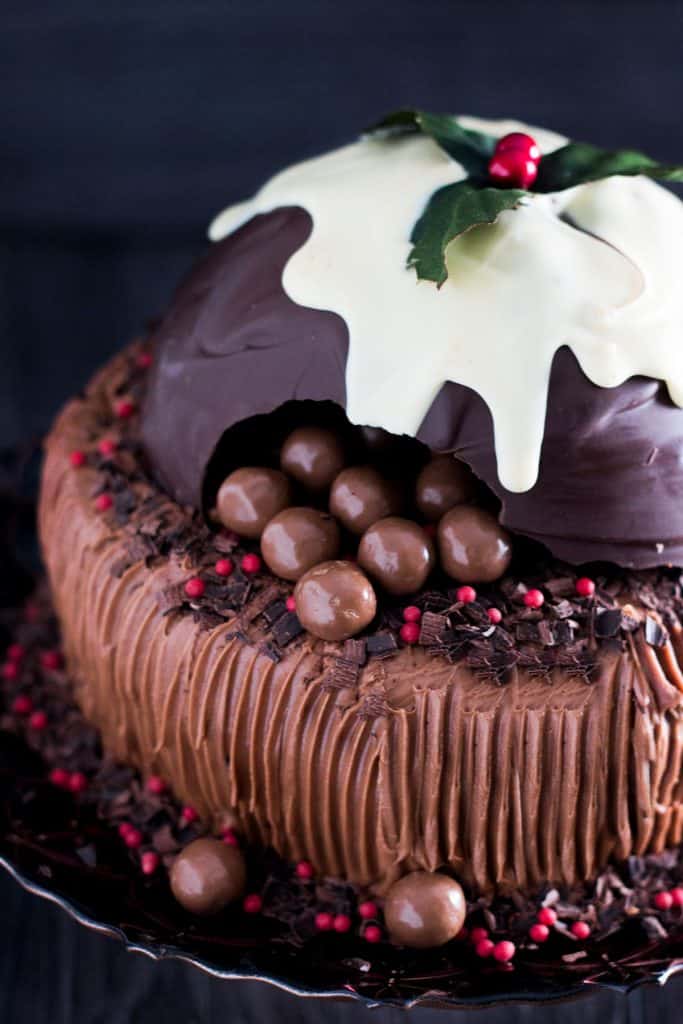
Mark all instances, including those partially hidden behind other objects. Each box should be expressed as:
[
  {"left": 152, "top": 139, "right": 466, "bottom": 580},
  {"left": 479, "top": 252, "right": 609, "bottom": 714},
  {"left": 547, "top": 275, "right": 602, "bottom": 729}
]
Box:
[{"left": 3, "top": 1, "right": 683, "bottom": 1020}]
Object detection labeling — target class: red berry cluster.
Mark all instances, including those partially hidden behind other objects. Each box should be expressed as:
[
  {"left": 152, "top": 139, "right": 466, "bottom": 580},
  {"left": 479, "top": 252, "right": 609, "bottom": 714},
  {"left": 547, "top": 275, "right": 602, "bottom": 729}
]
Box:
[{"left": 488, "top": 132, "right": 541, "bottom": 190}]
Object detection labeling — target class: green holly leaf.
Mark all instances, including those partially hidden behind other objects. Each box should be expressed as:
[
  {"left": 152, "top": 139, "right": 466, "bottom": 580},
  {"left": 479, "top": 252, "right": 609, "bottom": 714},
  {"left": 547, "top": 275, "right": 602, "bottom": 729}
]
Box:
[
  {"left": 368, "top": 109, "right": 498, "bottom": 178},
  {"left": 535, "top": 141, "right": 683, "bottom": 192},
  {"left": 408, "top": 181, "right": 528, "bottom": 285}
]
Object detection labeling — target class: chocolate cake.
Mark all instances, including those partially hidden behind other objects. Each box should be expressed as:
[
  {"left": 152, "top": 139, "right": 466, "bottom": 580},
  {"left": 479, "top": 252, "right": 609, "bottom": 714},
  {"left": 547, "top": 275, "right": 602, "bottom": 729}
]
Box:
[{"left": 35, "top": 112, "right": 683, "bottom": 955}]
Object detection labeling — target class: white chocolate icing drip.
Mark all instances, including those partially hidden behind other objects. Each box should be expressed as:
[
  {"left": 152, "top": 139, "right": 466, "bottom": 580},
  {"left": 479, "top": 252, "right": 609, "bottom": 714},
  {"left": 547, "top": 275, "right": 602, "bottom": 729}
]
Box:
[{"left": 209, "top": 118, "right": 683, "bottom": 493}]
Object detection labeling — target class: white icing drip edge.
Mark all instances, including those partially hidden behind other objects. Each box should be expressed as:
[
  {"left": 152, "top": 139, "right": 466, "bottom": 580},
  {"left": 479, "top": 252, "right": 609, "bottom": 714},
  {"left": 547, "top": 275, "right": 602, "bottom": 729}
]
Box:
[{"left": 209, "top": 117, "right": 683, "bottom": 493}]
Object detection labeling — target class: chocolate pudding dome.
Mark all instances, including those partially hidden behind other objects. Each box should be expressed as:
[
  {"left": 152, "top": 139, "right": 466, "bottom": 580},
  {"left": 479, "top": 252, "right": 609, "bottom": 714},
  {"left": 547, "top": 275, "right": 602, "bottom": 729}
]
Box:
[{"left": 39, "top": 111, "right": 683, "bottom": 948}]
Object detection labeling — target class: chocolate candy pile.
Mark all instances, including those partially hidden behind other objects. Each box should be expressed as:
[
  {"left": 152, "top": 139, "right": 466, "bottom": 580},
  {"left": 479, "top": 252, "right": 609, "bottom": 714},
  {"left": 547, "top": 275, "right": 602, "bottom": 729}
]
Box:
[{"left": 210, "top": 422, "right": 512, "bottom": 641}]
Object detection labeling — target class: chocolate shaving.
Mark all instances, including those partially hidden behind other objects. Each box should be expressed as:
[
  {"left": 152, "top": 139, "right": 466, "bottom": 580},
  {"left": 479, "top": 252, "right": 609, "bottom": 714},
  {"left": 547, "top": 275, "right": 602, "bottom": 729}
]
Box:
[
  {"left": 595, "top": 608, "right": 623, "bottom": 638},
  {"left": 419, "top": 611, "right": 448, "bottom": 646},
  {"left": 324, "top": 658, "right": 360, "bottom": 691},
  {"left": 342, "top": 638, "right": 367, "bottom": 666},
  {"left": 272, "top": 612, "right": 304, "bottom": 647},
  {"left": 645, "top": 616, "right": 668, "bottom": 648},
  {"left": 366, "top": 633, "right": 398, "bottom": 659}
]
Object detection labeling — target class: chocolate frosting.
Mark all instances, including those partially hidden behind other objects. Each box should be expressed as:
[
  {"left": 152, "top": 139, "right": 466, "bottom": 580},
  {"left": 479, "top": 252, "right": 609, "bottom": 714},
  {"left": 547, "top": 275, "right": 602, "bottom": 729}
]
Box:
[{"left": 141, "top": 207, "right": 683, "bottom": 570}]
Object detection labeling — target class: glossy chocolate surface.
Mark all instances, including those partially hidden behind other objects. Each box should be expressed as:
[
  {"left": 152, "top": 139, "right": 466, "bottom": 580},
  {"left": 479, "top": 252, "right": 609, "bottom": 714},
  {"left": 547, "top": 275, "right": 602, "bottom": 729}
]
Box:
[
  {"left": 383, "top": 872, "right": 466, "bottom": 948},
  {"left": 169, "top": 838, "right": 246, "bottom": 915},
  {"left": 215, "top": 467, "right": 292, "bottom": 539},
  {"left": 280, "top": 426, "right": 346, "bottom": 490},
  {"left": 358, "top": 517, "right": 435, "bottom": 595},
  {"left": 329, "top": 467, "right": 402, "bottom": 536},
  {"left": 438, "top": 506, "right": 512, "bottom": 583},
  {"left": 293, "top": 560, "right": 377, "bottom": 641},
  {"left": 261, "top": 507, "right": 340, "bottom": 580}
]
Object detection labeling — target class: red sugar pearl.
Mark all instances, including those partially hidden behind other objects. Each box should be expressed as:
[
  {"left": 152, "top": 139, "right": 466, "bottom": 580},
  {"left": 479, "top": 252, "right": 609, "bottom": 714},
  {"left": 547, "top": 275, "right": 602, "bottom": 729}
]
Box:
[
  {"left": 28, "top": 710, "right": 48, "bottom": 731},
  {"left": 243, "top": 893, "right": 263, "bottom": 914},
  {"left": 456, "top": 585, "right": 477, "bottom": 604},
  {"left": 98, "top": 438, "right": 118, "bottom": 457},
  {"left": 358, "top": 900, "right": 378, "bottom": 920},
  {"left": 118, "top": 822, "right": 134, "bottom": 839},
  {"left": 68, "top": 772, "right": 88, "bottom": 793},
  {"left": 654, "top": 891, "right": 674, "bottom": 911},
  {"left": 241, "top": 553, "right": 262, "bottom": 575},
  {"left": 115, "top": 399, "right": 136, "bottom": 420},
  {"left": 40, "top": 649, "right": 63, "bottom": 671},
  {"left": 575, "top": 577, "right": 596, "bottom": 598},
  {"left": 146, "top": 775, "right": 166, "bottom": 795},
  {"left": 469, "top": 926, "right": 489, "bottom": 944},
  {"left": 333, "top": 914, "right": 352, "bottom": 934},
  {"left": 493, "top": 940, "right": 516, "bottom": 963},
  {"left": 400, "top": 622, "right": 420, "bottom": 645},
  {"left": 184, "top": 577, "right": 205, "bottom": 599},
  {"left": 214, "top": 558, "right": 234, "bottom": 578},
  {"left": 315, "top": 911, "right": 334, "bottom": 932},
  {"left": 136, "top": 352, "right": 153, "bottom": 369},
  {"left": 141, "top": 851, "right": 160, "bottom": 875},
  {"left": 285, "top": 596, "right": 297, "bottom": 613},
  {"left": 220, "top": 828, "right": 239, "bottom": 848},
  {"left": 70, "top": 450, "right": 86, "bottom": 468},
  {"left": 402, "top": 605, "right": 422, "bottom": 623},
  {"left": 181, "top": 805, "right": 198, "bottom": 824},
  {"left": 7, "top": 643, "right": 25, "bottom": 662},
  {"left": 49, "top": 768, "right": 70, "bottom": 788},
  {"left": 3, "top": 661, "right": 20, "bottom": 681},
  {"left": 475, "top": 938, "right": 495, "bottom": 958},
  {"left": 570, "top": 921, "right": 591, "bottom": 940},
  {"left": 95, "top": 493, "right": 113, "bottom": 512},
  {"left": 295, "top": 859, "right": 314, "bottom": 880},
  {"left": 536, "top": 907, "right": 557, "bottom": 927},
  {"left": 523, "top": 589, "right": 544, "bottom": 609},
  {"left": 11, "top": 694, "right": 33, "bottom": 715},
  {"left": 123, "top": 827, "right": 143, "bottom": 849},
  {"left": 529, "top": 923, "right": 549, "bottom": 943},
  {"left": 364, "top": 924, "right": 383, "bottom": 944},
  {"left": 487, "top": 607, "right": 502, "bottom": 625},
  {"left": 670, "top": 887, "right": 683, "bottom": 907}
]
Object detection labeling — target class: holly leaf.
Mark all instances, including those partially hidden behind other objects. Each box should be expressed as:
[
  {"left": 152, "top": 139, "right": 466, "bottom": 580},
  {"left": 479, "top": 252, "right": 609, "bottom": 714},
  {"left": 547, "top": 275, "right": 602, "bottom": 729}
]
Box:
[
  {"left": 535, "top": 142, "right": 683, "bottom": 192},
  {"left": 408, "top": 181, "right": 528, "bottom": 285},
  {"left": 368, "top": 109, "right": 497, "bottom": 178}
]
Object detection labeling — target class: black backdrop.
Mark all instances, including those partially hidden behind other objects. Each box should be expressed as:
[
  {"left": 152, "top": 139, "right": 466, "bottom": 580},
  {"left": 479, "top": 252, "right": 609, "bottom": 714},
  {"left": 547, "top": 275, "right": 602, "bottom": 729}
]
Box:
[{"left": 3, "top": 2, "right": 683, "bottom": 1021}]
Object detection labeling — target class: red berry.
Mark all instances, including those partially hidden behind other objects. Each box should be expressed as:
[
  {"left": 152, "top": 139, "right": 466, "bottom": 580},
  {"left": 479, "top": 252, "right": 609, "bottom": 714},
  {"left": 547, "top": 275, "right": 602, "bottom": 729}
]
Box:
[
  {"left": 241, "top": 553, "right": 261, "bottom": 575},
  {"left": 68, "top": 771, "right": 88, "bottom": 793},
  {"left": 95, "top": 493, "right": 113, "bottom": 512},
  {"left": 670, "top": 887, "right": 683, "bottom": 907},
  {"left": 315, "top": 911, "right": 334, "bottom": 931},
  {"left": 7, "top": 643, "right": 25, "bottom": 662},
  {"left": 364, "top": 924, "right": 382, "bottom": 944},
  {"left": 489, "top": 150, "right": 538, "bottom": 189},
  {"left": 49, "top": 768, "right": 70, "bottom": 788},
  {"left": 529, "top": 923, "right": 549, "bottom": 943},
  {"left": 243, "top": 893, "right": 262, "bottom": 914},
  {"left": 402, "top": 606, "right": 422, "bottom": 623},
  {"left": 470, "top": 926, "right": 489, "bottom": 944},
  {"left": 184, "top": 577, "right": 205, "bottom": 599},
  {"left": 400, "top": 622, "right": 420, "bottom": 645},
  {"left": 536, "top": 907, "right": 557, "bottom": 926},
  {"left": 136, "top": 352, "right": 153, "bottom": 369},
  {"left": 98, "top": 438, "right": 117, "bottom": 457},
  {"left": 70, "top": 450, "right": 86, "bottom": 468},
  {"left": 333, "top": 913, "right": 352, "bottom": 933},
  {"left": 523, "top": 589, "right": 544, "bottom": 609},
  {"left": 295, "top": 859, "right": 314, "bottom": 880},
  {"left": 11, "top": 694, "right": 32, "bottom": 715},
  {"left": 493, "top": 940, "right": 516, "bottom": 963},
  {"left": 654, "top": 891, "right": 673, "bottom": 911},
  {"left": 40, "top": 650, "right": 63, "bottom": 671},
  {"left": 115, "top": 399, "right": 136, "bottom": 420},
  {"left": 495, "top": 132, "right": 541, "bottom": 162},
  {"left": 456, "top": 585, "right": 477, "bottom": 604},
  {"left": 141, "top": 851, "right": 160, "bottom": 875},
  {"left": 124, "top": 827, "right": 143, "bottom": 849},
  {"left": 575, "top": 577, "right": 596, "bottom": 598},
  {"left": 358, "top": 900, "right": 378, "bottom": 920},
  {"left": 214, "top": 558, "right": 234, "bottom": 578},
  {"left": 285, "top": 595, "right": 297, "bottom": 613},
  {"left": 28, "top": 710, "right": 48, "bottom": 731},
  {"left": 487, "top": 607, "right": 502, "bottom": 624},
  {"left": 221, "top": 828, "right": 239, "bottom": 847},
  {"left": 570, "top": 921, "right": 591, "bottom": 940},
  {"left": 181, "top": 805, "right": 198, "bottom": 824},
  {"left": 475, "top": 938, "right": 495, "bottom": 958},
  {"left": 3, "top": 662, "right": 19, "bottom": 681},
  {"left": 146, "top": 775, "right": 166, "bottom": 795}
]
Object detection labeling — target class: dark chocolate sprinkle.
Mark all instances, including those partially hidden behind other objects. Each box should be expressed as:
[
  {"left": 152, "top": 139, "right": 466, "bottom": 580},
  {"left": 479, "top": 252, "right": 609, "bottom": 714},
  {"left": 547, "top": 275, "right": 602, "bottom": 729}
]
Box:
[
  {"left": 366, "top": 633, "right": 398, "bottom": 659},
  {"left": 272, "top": 612, "right": 304, "bottom": 647},
  {"left": 645, "top": 616, "right": 668, "bottom": 648}
]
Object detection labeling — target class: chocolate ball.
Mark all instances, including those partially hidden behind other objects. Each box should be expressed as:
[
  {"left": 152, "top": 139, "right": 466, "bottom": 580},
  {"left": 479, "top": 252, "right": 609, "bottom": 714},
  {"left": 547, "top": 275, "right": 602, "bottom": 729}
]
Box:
[
  {"left": 261, "top": 507, "right": 340, "bottom": 581},
  {"left": 329, "top": 466, "right": 402, "bottom": 535},
  {"left": 416, "top": 455, "right": 476, "bottom": 521},
  {"left": 215, "top": 467, "right": 292, "bottom": 539},
  {"left": 169, "top": 838, "right": 247, "bottom": 915},
  {"left": 438, "top": 506, "right": 512, "bottom": 583},
  {"left": 280, "top": 426, "right": 346, "bottom": 490},
  {"left": 384, "top": 872, "right": 466, "bottom": 948},
  {"left": 358, "top": 517, "right": 435, "bottom": 595},
  {"left": 294, "top": 560, "right": 377, "bottom": 641}
]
